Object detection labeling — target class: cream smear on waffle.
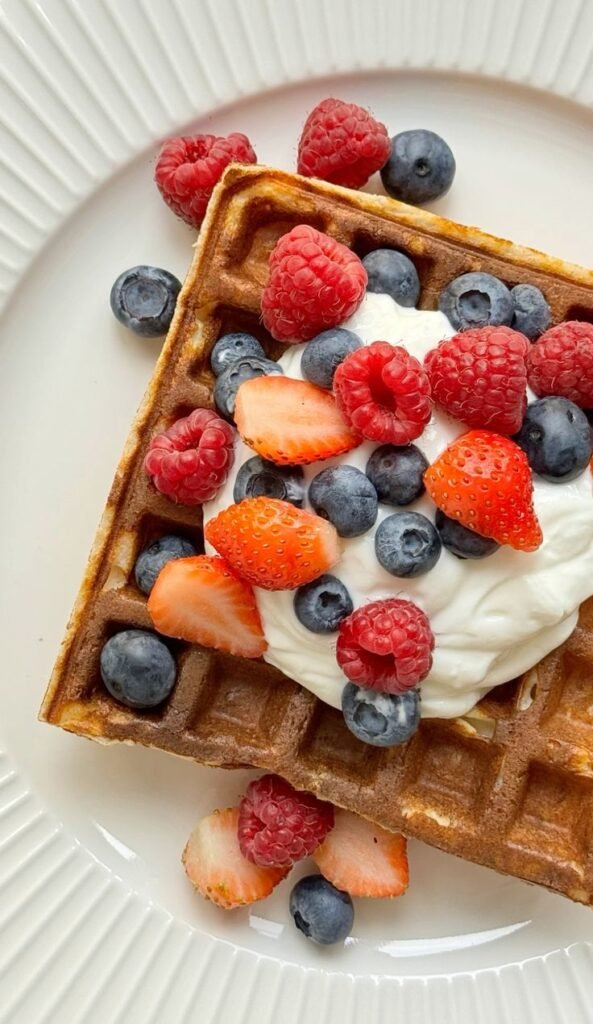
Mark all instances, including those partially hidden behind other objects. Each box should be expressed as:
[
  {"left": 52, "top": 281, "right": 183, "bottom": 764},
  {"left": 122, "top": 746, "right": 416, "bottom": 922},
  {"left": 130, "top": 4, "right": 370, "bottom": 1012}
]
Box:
[{"left": 205, "top": 292, "right": 593, "bottom": 719}]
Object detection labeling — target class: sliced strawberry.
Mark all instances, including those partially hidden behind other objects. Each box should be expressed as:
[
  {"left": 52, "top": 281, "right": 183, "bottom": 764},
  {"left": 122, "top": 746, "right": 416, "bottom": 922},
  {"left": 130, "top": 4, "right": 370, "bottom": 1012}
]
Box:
[
  {"left": 234, "top": 375, "right": 360, "bottom": 465},
  {"left": 147, "top": 555, "right": 266, "bottom": 658},
  {"left": 182, "top": 807, "right": 288, "bottom": 909},
  {"left": 313, "top": 808, "right": 409, "bottom": 899}
]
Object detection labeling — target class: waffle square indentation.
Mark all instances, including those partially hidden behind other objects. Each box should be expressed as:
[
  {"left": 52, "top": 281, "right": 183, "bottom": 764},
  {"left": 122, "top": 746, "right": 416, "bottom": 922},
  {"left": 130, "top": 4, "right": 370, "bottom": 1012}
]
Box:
[{"left": 509, "top": 762, "right": 593, "bottom": 869}]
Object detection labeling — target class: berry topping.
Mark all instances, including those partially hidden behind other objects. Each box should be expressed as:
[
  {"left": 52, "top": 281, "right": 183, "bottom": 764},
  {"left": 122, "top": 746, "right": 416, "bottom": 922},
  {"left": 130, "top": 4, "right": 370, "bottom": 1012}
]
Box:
[
  {"left": 183, "top": 807, "right": 288, "bottom": 910},
  {"left": 144, "top": 408, "right": 235, "bottom": 505},
  {"left": 290, "top": 875, "right": 354, "bottom": 946},
  {"left": 362, "top": 249, "right": 421, "bottom": 307},
  {"left": 213, "top": 355, "right": 283, "bottom": 422},
  {"left": 365, "top": 443, "right": 428, "bottom": 506},
  {"left": 301, "top": 328, "right": 361, "bottom": 390},
  {"left": 424, "top": 325, "right": 529, "bottom": 435},
  {"left": 238, "top": 774, "right": 334, "bottom": 869},
  {"left": 134, "top": 534, "right": 198, "bottom": 595},
  {"left": 313, "top": 808, "right": 409, "bottom": 899},
  {"left": 261, "top": 225, "right": 367, "bottom": 343},
  {"left": 147, "top": 555, "right": 267, "bottom": 659},
  {"left": 110, "top": 265, "right": 181, "bottom": 338},
  {"left": 375, "top": 511, "right": 442, "bottom": 578},
  {"left": 514, "top": 397, "right": 593, "bottom": 483},
  {"left": 439, "top": 272, "right": 513, "bottom": 331},
  {"left": 205, "top": 497, "right": 340, "bottom": 591},
  {"left": 435, "top": 510, "right": 500, "bottom": 560},
  {"left": 297, "top": 97, "right": 390, "bottom": 189},
  {"left": 336, "top": 599, "right": 434, "bottom": 693},
  {"left": 333, "top": 340, "right": 432, "bottom": 445},
  {"left": 424, "top": 430, "right": 543, "bottom": 552},
  {"left": 342, "top": 683, "right": 421, "bottom": 747},
  {"left": 380, "top": 129, "right": 455, "bottom": 205},
  {"left": 155, "top": 133, "right": 257, "bottom": 229},
  {"left": 527, "top": 321, "right": 593, "bottom": 409},
  {"left": 210, "top": 332, "right": 266, "bottom": 376},
  {"left": 308, "top": 465, "right": 378, "bottom": 538},
  {"left": 100, "top": 630, "right": 176, "bottom": 709},
  {"left": 511, "top": 284, "right": 551, "bottom": 341},
  {"left": 233, "top": 456, "right": 305, "bottom": 507},
  {"left": 234, "top": 375, "right": 360, "bottom": 465},
  {"left": 294, "top": 574, "right": 354, "bottom": 634}
]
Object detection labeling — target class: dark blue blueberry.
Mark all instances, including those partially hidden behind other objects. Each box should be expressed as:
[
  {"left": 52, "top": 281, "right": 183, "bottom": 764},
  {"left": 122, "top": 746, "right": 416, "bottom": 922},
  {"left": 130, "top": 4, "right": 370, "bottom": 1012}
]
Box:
[
  {"left": 210, "top": 332, "right": 266, "bottom": 376},
  {"left": 309, "top": 466, "right": 378, "bottom": 538},
  {"left": 514, "top": 397, "right": 593, "bottom": 483},
  {"left": 435, "top": 509, "right": 500, "bottom": 560},
  {"left": 213, "top": 355, "right": 283, "bottom": 421},
  {"left": 294, "top": 574, "right": 353, "bottom": 634},
  {"left": 375, "top": 511, "right": 441, "bottom": 577},
  {"left": 380, "top": 129, "right": 455, "bottom": 205},
  {"left": 366, "top": 444, "right": 428, "bottom": 506},
  {"left": 100, "top": 629, "right": 176, "bottom": 709},
  {"left": 342, "top": 683, "right": 420, "bottom": 747},
  {"left": 301, "top": 328, "right": 361, "bottom": 389},
  {"left": 134, "top": 535, "right": 197, "bottom": 595},
  {"left": 234, "top": 456, "right": 304, "bottom": 507},
  {"left": 290, "top": 875, "right": 354, "bottom": 945},
  {"left": 511, "top": 284, "right": 551, "bottom": 341},
  {"left": 439, "top": 272, "right": 513, "bottom": 330},
  {"left": 110, "top": 265, "right": 181, "bottom": 337},
  {"left": 362, "top": 249, "right": 421, "bottom": 307}
]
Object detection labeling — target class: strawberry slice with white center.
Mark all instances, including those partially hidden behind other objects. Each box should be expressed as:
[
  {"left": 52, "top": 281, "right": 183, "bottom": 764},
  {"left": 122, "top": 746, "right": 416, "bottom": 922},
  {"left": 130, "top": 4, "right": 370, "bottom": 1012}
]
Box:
[{"left": 313, "top": 807, "right": 409, "bottom": 898}]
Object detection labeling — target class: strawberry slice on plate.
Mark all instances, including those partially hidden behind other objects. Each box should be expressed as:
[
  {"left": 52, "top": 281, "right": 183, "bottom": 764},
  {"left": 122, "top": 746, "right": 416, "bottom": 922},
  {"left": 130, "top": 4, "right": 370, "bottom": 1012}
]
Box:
[{"left": 313, "top": 808, "right": 409, "bottom": 898}]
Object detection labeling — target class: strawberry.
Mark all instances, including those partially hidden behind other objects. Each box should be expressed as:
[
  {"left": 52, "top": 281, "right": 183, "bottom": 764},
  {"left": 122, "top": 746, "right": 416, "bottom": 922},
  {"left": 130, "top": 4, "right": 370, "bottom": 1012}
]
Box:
[
  {"left": 234, "top": 375, "right": 360, "bottom": 465},
  {"left": 313, "top": 808, "right": 409, "bottom": 898},
  {"left": 424, "top": 430, "right": 543, "bottom": 552},
  {"left": 205, "top": 497, "right": 340, "bottom": 590},
  {"left": 182, "top": 807, "right": 288, "bottom": 909},
  {"left": 147, "top": 555, "right": 267, "bottom": 658}
]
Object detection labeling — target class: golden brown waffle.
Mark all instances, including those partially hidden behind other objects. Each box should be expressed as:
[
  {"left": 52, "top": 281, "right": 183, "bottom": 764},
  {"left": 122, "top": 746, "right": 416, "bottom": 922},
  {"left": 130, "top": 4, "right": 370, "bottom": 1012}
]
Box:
[{"left": 40, "top": 165, "right": 593, "bottom": 905}]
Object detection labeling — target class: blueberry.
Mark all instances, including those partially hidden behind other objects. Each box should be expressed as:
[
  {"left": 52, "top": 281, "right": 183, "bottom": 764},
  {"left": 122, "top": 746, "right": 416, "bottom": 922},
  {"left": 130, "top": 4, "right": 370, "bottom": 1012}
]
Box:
[
  {"left": 511, "top": 284, "right": 551, "bottom": 341},
  {"left": 294, "top": 574, "right": 353, "bottom": 634},
  {"left": 134, "top": 535, "right": 197, "bottom": 595},
  {"left": 309, "top": 466, "right": 378, "bottom": 538},
  {"left": 301, "top": 328, "right": 361, "bottom": 389},
  {"left": 435, "top": 509, "right": 500, "bottom": 560},
  {"left": 210, "top": 332, "right": 266, "bottom": 376},
  {"left": 290, "top": 875, "right": 354, "bottom": 945},
  {"left": 514, "top": 397, "right": 593, "bottom": 483},
  {"left": 375, "top": 511, "right": 441, "bottom": 577},
  {"left": 342, "top": 683, "right": 420, "bottom": 747},
  {"left": 380, "top": 129, "right": 455, "bottom": 205},
  {"left": 110, "top": 265, "right": 181, "bottom": 337},
  {"left": 362, "top": 250, "right": 420, "bottom": 308},
  {"left": 366, "top": 444, "right": 428, "bottom": 506},
  {"left": 439, "top": 272, "right": 513, "bottom": 330},
  {"left": 234, "top": 456, "right": 304, "bottom": 507},
  {"left": 100, "top": 630, "right": 176, "bottom": 709},
  {"left": 213, "top": 355, "right": 283, "bottom": 421}
]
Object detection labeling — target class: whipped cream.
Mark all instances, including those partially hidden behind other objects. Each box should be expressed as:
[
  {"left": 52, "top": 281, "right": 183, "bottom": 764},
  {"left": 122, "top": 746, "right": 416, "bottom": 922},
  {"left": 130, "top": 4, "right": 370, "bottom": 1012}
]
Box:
[{"left": 205, "top": 293, "right": 593, "bottom": 719}]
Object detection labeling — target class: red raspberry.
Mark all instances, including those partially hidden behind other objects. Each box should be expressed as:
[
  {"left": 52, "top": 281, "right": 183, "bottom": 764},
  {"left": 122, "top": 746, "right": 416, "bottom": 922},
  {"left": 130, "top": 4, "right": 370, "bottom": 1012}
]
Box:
[
  {"left": 297, "top": 97, "right": 391, "bottom": 189},
  {"left": 333, "top": 341, "right": 432, "bottom": 444},
  {"left": 337, "top": 599, "right": 434, "bottom": 694},
  {"left": 238, "top": 774, "right": 334, "bottom": 868},
  {"left": 261, "top": 225, "right": 367, "bottom": 343},
  {"left": 144, "top": 408, "right": 234, "bottom": 505},
  {"left": 425, "top": 326, "right": 529, "bottom": 434},
  {"left": 155, "top": 133, "right": 257, "bottom": 229},
  {"left": 527, "top": 321, "right": 593, "bottom": 408}
]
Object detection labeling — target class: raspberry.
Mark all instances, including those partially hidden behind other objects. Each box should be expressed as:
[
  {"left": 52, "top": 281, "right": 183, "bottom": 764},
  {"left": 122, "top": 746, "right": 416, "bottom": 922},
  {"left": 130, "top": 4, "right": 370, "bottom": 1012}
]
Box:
[
  {"left": 238, "top": 774, "right": 334, "bottom": 868},
  {"left": 155, "top": 133, "right": 257, "bottom": 229},
  {"left": 261, "top": 225, "right": 367, "bottom": 343},
  {"left": 144, "top": 408, "right": 234, "bottom": 505},
  {"left": 425, "top": 326, "right": 529, "bottom": 434},
  {"left": 527, "top": 321, "right": 593, "bottom": 409},
  {"left": 333, "top": 341, "right": 432, "bottom": 445},
  {"left": 337, "top": 599, "right": 434, "bottom": 694},
  {"left": 297, "top": 98, "right": 391, "bottom": 189}
]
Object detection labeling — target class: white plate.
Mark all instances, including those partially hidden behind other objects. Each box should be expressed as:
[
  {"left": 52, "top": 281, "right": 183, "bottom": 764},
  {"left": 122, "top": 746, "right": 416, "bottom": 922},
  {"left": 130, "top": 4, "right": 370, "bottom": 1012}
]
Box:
[{"left": 2, "top": 0, "right": 593, "bottom": 1021}]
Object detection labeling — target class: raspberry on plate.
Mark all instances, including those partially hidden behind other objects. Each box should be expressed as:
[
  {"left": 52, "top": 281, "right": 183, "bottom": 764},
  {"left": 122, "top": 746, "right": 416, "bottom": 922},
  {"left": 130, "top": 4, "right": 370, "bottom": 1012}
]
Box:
[
  {"left": 144, "top": 408, "right": 235, "bottom": 505},
  {"left": 261, "top": 225, "right": 367, "bottom": 343},
  {"left": 336, "top": 599, "right": 434, "bottom": 693},
  {"left": 238, "top": 774, "right": 334, "bottom": 868},
  {"left": 333, "top": 340, "right": 432, "bottom": 445},
  {"left": 527, "top": 321, "right": 593, "bottom": 408},
  {"left": 297, "top": 97, "right": 391, "bottom": 189}
]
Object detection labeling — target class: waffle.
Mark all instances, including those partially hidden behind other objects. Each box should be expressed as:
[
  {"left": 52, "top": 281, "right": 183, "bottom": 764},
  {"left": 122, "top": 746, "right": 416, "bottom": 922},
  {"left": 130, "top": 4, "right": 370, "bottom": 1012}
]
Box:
[{"left": 40, "top": 165, "right": 593, "bottom": 905}]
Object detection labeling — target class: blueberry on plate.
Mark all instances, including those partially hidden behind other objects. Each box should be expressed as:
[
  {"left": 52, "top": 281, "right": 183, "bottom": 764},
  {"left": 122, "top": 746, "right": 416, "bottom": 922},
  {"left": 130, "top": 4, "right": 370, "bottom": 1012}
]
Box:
[
  {"left": 375, "top": 511, "right": 441, "bottom": 577},
  {"left": 294, "top": 574, "right": 353, "bottom": 634},
  {"left": 366, "top": 444, "right": 428, "bottom": 506},
  {"left": 435, "top": 509, "right": 500, "bottom": 560},
  {"left": 134, "top": 535, "right": 198, "bottom": 595},
  {"left": 290, "top": 875, "right": 354, "bottom": 945},
  {"left": 100, "top": 629, "right": 177, "bottom": 709},
  {"left": 510, "top": 284, "right": 551, "bottom": 341},
  {"left": 210, "top": 332, "right": 266, "bottom": 376},
  {"left": 380, "top": 129, "right": 455, "bottom": 205},
  {"left": 110, "top": 265, "right": 181, "bottom": 337},
  {"left": 361, "top": 249, "right": 420, "bottom": 308},
  {"left": 342, "top": 683, "right": 420, "bottom": 747},
  {"left": 234, "top": 456, "right": 305, "bottom": 507},
  {"left": 213, "top": 355, "right": 283, "bottom": 421},
  {"left": 439, "top": 272, "right": 513, "bottom": 330},
  {"left": 309, "top": 465, "right": 378, "bottom": 538},
  {"left": 514, "top": 397, "right": 593, "bottom": 483},
  {"left": 301, "top": 328, "right": 361, "bottom": 389}
]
